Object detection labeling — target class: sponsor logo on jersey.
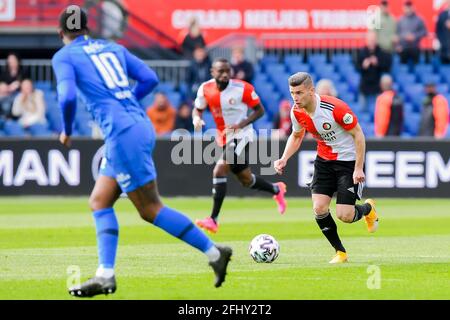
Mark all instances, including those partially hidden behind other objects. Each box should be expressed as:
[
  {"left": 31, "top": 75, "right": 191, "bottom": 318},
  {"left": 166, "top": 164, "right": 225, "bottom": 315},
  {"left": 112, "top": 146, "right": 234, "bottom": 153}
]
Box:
[
  {"left": 343, "top": 113, "right": 354, "bottom": 125},
  {"left": 322, "top": 122, "right": 332, "bottom": 130}
]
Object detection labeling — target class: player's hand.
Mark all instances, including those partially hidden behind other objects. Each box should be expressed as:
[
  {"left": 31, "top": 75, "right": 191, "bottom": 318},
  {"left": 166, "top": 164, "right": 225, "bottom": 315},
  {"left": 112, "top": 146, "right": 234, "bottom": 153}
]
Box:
[
  {"left": 193, "top": 116, "right": 205, "bottom": 131},
  {"left": 353, "top": 168, "right": 365, "bottom": 184},
  {"left": 59, "top": 132, "right": 72, "bottom": 148},
  {"left": 274, "top": 158, "right": 287, "bottom": 175}
]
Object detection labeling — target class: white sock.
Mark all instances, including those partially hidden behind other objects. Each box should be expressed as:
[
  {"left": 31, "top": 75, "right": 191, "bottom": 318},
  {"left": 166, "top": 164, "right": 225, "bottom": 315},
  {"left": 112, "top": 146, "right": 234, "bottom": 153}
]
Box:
[
  {"left": 96, "top": 266, "right": 115, "bottom": 278},
  {"left": 205, "top": 245, "right": 220, "bottom": 262}
]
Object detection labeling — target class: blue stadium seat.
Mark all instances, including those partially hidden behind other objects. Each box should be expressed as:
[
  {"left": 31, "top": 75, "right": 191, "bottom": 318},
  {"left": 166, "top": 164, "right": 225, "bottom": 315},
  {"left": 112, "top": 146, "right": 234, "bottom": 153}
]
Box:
[
  {"left": 284, "top": 54, "right": 303, "bottom": 65},
  {"left": 167, "top": 92, "right": 182, "bottom": 108},
  {"left": 419, "top": 74, "right": 441, "bottom": 85},
  {"left": 392, "top": 64, "right": 410, "bottom": 75},
  {"left": 265, "top": 64, "right": 286, "bottom": 76},
  {"left": 156, "top": 82, "right": 176, "bottom": 94},
  {"left": 414, "top": 64, "right": 434, "bottom": 76},
  {"left": 286, "top": 63, "right": 310, "bottom": 74},
  {"left": 436, "top": 84, "right": 449, "bottom": 94},
  {"left": 28, "top": 123, "right": 52, "bottom": 137},
  {"left": 202, "top": 110, "right": 215, "bottom": 131},
  {"left": 4, "top": 120, "right": 26, "bottom": 137},
  {"left": 331, "top": 53, "right": 352, "bottom": 65},
  {"left": 260, "top": 54, "right": 280, "bottom": 66},
  {"left": 313, "top": 63, "right": 334, "bottom": 76},
  {"left": 308, "top": 54, "right": 328, "bottom": 65},
  {"left": 404, "top": 113, "right": 421, "bottom": 136},
  {"left": 34, "top": 81, "right": 52, "bottom": 91}
]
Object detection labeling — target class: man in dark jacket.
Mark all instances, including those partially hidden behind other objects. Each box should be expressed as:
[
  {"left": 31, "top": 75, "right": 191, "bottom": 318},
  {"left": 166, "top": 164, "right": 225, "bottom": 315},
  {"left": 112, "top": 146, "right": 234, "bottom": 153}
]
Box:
[
  {"left": 187, "top": 46, "right": 212, "bottom": 100},
  {"left": 231, "top": 47, "right": 255, "bottom": 84},
  {"left": 436, "top": 0, "right": 450, "bottom": 64},
  {"left": 396, "top": 0, "right": 428, "bottom": 64},
  {"left": 357, "top": 31, "right": 392, "bottom": 113}
]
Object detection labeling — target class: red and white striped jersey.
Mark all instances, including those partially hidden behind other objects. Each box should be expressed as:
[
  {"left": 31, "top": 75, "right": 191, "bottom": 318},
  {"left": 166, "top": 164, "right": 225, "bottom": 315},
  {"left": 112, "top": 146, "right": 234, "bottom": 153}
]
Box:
[
  {"left": 195, "top": 79, "right": 260, "bottom": 146},
  {"left": 291, "top": 94, "right": 358, "bottom": 161}
]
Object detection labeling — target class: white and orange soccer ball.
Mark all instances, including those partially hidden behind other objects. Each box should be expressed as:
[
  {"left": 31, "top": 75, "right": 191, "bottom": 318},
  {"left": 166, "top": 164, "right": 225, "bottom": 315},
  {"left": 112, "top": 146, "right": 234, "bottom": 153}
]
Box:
[{"left": 249, "top": 234, "right": 280, "bottom": 263}]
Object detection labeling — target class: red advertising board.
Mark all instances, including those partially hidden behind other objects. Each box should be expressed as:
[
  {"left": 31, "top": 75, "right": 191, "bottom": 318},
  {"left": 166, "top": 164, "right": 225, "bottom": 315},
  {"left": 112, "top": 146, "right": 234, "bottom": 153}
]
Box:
[{"left": 122, "top": 0, "right": 441, "bottom": 47}]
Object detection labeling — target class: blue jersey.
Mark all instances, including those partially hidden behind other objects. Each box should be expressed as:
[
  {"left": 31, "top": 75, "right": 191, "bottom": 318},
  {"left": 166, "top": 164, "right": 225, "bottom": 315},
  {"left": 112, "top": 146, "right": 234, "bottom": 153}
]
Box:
[{"left": 52, "top": 35, "right": 159, "bottom": 139}]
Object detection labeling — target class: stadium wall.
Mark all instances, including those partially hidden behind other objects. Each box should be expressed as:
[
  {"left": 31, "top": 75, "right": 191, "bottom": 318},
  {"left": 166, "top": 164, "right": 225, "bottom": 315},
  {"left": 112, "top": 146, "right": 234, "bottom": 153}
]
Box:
[{"left": 0, "top": 139, "right": 449, "bottom": 197}]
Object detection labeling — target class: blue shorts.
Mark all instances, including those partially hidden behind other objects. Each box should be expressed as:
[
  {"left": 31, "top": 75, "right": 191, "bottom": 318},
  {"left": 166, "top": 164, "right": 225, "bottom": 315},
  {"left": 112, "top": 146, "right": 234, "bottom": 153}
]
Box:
[{"left": 100, "top": 119, "right": 157, "bottom": 192}]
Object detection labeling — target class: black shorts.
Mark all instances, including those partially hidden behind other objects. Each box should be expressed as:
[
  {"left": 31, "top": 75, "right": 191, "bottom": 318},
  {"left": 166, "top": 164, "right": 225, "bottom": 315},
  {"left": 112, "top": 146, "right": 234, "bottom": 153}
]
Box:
[
  {"left": 310, "top": 156, "right": 364, "bottom": 205},
  {"left": 221, "top": 139, "right": 250, "bottom": 174}
]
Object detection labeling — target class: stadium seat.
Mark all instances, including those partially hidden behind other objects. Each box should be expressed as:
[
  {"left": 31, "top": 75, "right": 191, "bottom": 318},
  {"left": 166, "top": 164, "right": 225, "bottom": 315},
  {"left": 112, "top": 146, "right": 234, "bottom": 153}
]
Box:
[
  {"left": 27, "top": 123, "right": 52, "bottom": 137},
  {"left": 260, "top": 54, "right": 280, "bottom": 66},
  {"left": 4, "top": 120, "right": 26, "bottom": 137},
  {"left": 284, "top": 54, "right": 303, "bottom": 65},
  {"left": 308, "top": 54, "right": 328, "bottom": 65},
  {"left": 286, "top": 63, "right": 310, "bottom": 74},
  {"left": 167, "top": 92, "right": 182, "bottom": 108}
]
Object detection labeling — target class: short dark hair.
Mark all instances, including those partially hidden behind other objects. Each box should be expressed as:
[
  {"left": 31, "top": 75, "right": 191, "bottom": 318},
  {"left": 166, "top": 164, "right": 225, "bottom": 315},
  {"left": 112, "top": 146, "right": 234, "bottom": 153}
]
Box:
[
  {"left": 59, "top": 5, "right": 89, "bottom": 36},
  {"left": 288, "top": 72, "right": 313, "bottom": 88}
]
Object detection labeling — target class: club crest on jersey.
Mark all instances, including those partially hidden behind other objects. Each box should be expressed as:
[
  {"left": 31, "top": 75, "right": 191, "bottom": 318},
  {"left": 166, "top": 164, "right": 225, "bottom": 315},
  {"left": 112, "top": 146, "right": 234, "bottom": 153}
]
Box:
[
  {"left": 229, "top": 98, "right": 236, "bottom": 105},
  {"left": 343, "top": 113, "right": 354, "bottom": 125},
  {"left": 322, "top": 122, "right": 332, "bottom": 130}
]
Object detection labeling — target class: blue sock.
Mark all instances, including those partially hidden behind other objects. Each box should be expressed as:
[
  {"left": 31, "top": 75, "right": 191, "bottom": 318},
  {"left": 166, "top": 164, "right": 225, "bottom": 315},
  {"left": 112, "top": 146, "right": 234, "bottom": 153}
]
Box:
[
  {"left": 93, "top": 208, "right": 119, "bottom": 269},
  {"left": 153, "top": 206, "right": 214, "bottom": 253}
]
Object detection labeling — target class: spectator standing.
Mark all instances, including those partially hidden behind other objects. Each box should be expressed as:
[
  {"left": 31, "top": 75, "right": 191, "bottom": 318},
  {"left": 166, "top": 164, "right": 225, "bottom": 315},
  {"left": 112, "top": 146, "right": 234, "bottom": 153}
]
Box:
[
  {"left": 230, "top": 47, "right": 254, "bottom": 84},
  {"left": 436, "top": 0, "right": 450, "bottom": 64},
  {"left": 396, "top": 0, "right": 428, "bottom": 64},
  {"left": 375, "top": 0, "right": 397, "bottom": 53},
  {"left": 175, "top": 102, "right": 194, "bottom": 132},
  {"left": 180, "top": 17, "right": 206, "bottom": 59},
  {"left": 11, "top": 79, "right": 47, "bottom": 129},
  {"left": 374, "top": 74, "right": 404, "bottom": 137},
  {"left": 0, "top": 82, "right": 14, "bottom": 123},
  {"left": 418, "top": 82, "right": 449, "bottom": 138},
  {"left": 146, "top": 92, "right": 176, "bottom": 136},
  {"left": 187, "top": 46, "right": 212, "bottom": 100},
  {"left": 357, "top": 31, "right": 392, "bottom": 113}
]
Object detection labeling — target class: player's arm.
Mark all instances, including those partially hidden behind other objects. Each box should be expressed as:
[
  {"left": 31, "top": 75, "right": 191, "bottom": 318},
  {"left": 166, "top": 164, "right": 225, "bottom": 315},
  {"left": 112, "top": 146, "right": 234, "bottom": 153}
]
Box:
[
  {"left": 52, "top": 52, "right": 77, "bottom": 147},
  {"left": 123, "top": 49, "right": 159, "bottom": 101},
  {"left": 192, "top": 83, "right": 207, "bottom": 130},
  {"left": 228, "top": 83, "right": 263, "bottom": 130},
  {"left": 348, "top": 123, "right": 366, "bottom": 184},
  {"left": 274, "top": 109, "right": 306, "bottom": 175}
]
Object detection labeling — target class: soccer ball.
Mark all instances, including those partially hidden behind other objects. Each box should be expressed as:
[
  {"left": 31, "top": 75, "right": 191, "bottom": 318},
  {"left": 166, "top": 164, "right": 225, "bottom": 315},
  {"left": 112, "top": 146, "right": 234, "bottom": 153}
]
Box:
[{"left": 249, "top": 234, "right": 280, "bottom": 263}]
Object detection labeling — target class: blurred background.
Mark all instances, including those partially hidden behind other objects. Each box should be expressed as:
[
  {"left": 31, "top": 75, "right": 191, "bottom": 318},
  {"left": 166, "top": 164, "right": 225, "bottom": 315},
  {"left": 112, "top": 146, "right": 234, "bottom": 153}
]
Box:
[{"left": 0, "top": 0, "right": 449, "bottom": 197}]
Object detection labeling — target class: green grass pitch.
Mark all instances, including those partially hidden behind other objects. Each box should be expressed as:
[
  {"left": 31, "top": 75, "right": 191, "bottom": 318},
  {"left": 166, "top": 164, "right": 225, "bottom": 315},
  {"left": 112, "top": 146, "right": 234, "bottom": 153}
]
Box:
[{"left": 0, "top": 197, "right": 449, "bottom": 300}]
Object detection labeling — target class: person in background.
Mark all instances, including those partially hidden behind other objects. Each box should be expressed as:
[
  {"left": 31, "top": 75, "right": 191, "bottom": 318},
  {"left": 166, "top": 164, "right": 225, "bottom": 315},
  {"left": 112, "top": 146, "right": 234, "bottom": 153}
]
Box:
[
  {"left": 375, "top": 0, "right": 398, "bottom": 53},
  {"left": 146, "top": 92, "right": 176, "bottom": 136},
  {"left": 230, "top": 47, "right": 255, "bottom": 84},
  {"left": 272, "top": 99, "right": 292, "bottom": 139},
  {"left": 11, "top": 79, "right": 47, "bottom": 129},
  {"left": 180, "top": 17, "right": 206, "bottom": 59},
  {"left": 396, "top": 0, "right": 428, "bottom": 64},
  {"left": 187, "top": 46, "right": 212, "bottom": 100},
  {"left": 356, "top": 31, "right": 392, "bottom": 113},
  {"left": 436, "top": 0, "right": 450, "bottom": 64},
  {"left": 374, "top": 74, "right": 404, "bottom": 137},
  {"left": 0, "top": 82, "right": 15, "bottom": 125},
  {"left": 418, "top": 82, "right": 449, "bottom": 138},
  {"left": 0, "top": 53, "right": 29, "bottom": 96},
  {"left": 175, "top": 102, "right": 194, "bottom": 132},
  {"left": 316, "top": 79, "right": 338, "bottom": 97}
]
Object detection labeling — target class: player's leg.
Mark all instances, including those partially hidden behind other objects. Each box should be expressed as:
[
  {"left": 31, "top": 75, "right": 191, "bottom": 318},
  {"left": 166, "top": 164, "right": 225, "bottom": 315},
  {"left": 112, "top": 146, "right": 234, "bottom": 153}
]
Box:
[
  {"left": 113, "top": 120, "right": 231, "bottom": 287},
  {"left": 127, "top": 180, "right": 232, "bottom": 288},
  {"left": 310, "top": 158, "right": 347, "bottom": 263},
  {"left": 195, "top": 160, "right": 230, "bottom": 233},
  {"left": 335, "top": 163, "right": 378, "bottom": 233},
  {"left": 231, "top": 141, "right": 287, "bottom": 214},
  {"left": 68, "top": 174, "right": 122, "bottom": 297}
]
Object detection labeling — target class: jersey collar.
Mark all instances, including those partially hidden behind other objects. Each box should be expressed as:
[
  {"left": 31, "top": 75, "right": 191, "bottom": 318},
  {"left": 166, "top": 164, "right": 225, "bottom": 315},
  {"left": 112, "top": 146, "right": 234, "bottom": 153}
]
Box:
[{"left": 72, "top": 35, "right": 90, "bottom": 44}]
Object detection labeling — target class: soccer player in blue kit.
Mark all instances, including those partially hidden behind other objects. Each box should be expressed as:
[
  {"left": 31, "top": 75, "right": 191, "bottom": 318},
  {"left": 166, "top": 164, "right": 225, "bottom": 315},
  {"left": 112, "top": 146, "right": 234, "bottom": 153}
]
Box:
[{"left": 52, "top": 5, "right": 232, "bottom": 297}]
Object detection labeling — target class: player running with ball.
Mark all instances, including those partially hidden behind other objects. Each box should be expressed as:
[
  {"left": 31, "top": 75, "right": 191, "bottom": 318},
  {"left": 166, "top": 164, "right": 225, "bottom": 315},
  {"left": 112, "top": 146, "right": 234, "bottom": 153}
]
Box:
[{"left": 274, "top": 72, "right": 379, "bottom": 264}]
